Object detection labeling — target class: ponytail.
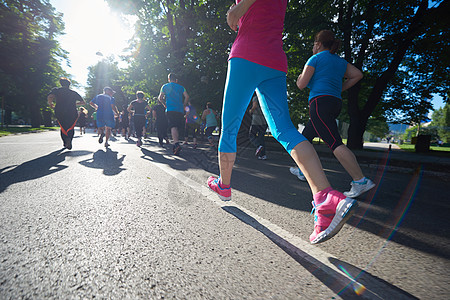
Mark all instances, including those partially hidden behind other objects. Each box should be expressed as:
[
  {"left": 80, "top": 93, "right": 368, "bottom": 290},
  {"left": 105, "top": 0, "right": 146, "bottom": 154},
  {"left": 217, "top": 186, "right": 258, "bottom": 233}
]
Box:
[
  {"left": 330, "top": 39, "right": 341, "bottom": 54},
  {"left": 315, "top": 30, "right": 341, "bottom": 54}
]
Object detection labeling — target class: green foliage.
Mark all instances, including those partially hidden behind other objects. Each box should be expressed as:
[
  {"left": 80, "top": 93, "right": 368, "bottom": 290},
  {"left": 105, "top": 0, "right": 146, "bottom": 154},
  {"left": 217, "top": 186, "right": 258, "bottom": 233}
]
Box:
[
  {"left": 430, "top": 103, "right": 450, "bottom": 142},
  {"left": 100, "top": 0, "right": 448, "bottom": 149},
  {"left": 0, "top": 0, "right": 69, "bottom": 127},
  {"left": 284, "top": 0, "right": 449, "bottom": 149},
  {"left": 0, "top": 126, "right": 58, "bottom": 137},
  {"left": 366, "top": 116, "right": 390, "bottom": 138},
  {"left": 402, "top": 124, "right": 439, "bottom": 141},
  {"left": 104, "top": 0, "right": 233, "bottom": 112}
]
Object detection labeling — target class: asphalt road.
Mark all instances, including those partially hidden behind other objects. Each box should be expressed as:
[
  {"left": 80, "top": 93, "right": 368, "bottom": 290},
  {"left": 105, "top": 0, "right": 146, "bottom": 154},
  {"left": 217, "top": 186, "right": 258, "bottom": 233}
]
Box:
[{"left": 0, "top": 130, "right": 448, "bottom": 299}]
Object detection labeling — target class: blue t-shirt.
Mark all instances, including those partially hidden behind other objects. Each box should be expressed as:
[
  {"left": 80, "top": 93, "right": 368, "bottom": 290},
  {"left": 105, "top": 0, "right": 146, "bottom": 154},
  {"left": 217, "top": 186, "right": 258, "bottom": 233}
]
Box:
[
  {"left": 306, "top": 50, "right": 348, "bottom": 101},
  {"left": 91, "top": 94, "right": 115, "bottom": 120},
  {"left": 161, "top": 82, "right": 185, "bottom": 113}
]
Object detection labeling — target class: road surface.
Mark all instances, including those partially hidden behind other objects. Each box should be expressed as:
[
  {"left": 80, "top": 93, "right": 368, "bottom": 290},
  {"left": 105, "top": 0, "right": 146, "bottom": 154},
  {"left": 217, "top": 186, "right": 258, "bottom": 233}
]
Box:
[{"left": 0, "top": 130, "right": 448, "bottom": 299}]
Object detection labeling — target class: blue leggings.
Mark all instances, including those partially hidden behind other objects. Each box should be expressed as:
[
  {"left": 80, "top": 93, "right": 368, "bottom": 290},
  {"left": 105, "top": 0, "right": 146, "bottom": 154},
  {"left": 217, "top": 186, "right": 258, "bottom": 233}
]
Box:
[{"left": 219, "top": 58, "right": 306, "bottom": 153}]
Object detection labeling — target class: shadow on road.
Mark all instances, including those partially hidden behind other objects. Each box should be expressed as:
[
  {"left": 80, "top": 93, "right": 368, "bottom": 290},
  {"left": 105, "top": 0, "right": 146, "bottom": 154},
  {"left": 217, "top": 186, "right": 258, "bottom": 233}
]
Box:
[
  {"left": 139, "top": 138, "right": 449, "bottom": 261},
  {"left": 0, "top": 149, "right": 92, "bottom": 193},
  {"left": 79, "top": 148, "right": 126, "bottom": 176},
  {"left": 223, "top": 150, "right": 450, "bottom": 261},
  {"left": 327, "top": 257, "right": 419, "bottom": 299},
  {"left": 140, "top": 143, "right": 195, "bottom": 172},
  {"left": 221, "top": 205, "right": 417, "bottom": 299}
]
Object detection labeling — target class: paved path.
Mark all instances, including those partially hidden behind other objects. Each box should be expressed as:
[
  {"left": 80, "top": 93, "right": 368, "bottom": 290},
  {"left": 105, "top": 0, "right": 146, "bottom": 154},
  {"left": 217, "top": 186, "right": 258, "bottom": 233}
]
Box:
[
  {"left": 0, "top": 130, "right": 448, "bottom": 299},
  {"left": 363, "top": 142, "right": 402, "bottom": 151}
]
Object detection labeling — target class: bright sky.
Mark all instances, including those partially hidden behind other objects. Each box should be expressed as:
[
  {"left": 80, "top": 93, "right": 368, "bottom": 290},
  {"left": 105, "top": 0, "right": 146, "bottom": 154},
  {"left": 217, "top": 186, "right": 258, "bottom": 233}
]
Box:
[{"left": 50, "top": 0, "right": 136, "bottom": 96}]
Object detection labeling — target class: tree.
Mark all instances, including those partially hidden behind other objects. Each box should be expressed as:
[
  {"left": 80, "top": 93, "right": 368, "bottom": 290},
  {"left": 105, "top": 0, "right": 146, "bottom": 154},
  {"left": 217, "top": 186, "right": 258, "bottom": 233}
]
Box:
[
  {"left": 366, "top": 117, "right": 390, "bottom": 139},
  {"left": 0, "top": 0, "right": 68, "bottom": 127},
  {"left": 104, "top": 0, "right": 234, "bottom": 110},
  {"left": 285, "top": 0, "right": 449, "bottom": 149},
  {"left": 430, "top": 103, "right": 450, "bottom": 142},
  {"left": 85, "top": 58, "right": 128, "bottom": 111}
]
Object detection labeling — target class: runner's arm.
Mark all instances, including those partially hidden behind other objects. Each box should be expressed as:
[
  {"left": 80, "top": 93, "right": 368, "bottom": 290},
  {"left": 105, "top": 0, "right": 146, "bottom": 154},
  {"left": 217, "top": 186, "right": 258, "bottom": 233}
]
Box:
[
  {"left": 111, "top": 104, "right": 119, "bottom": 116},
  {"left": 227, "top": 0, "right": 258, "bottom": 31},
  {"left": 249, "top": 100, "right": 258, "bottom": 114},
  {"left": 158, "top": 90, "right": 167, "bottom": 108},
  {"left": 296, "top": 64, "right": 315, "bottom": 90},
  {"left": 127, "top": 103, "right": 133, "bottom": 113},
  {"left": 183, "top": 91, "right": 189, "bottom": 106},
  {"left": 89, "top": 101, "right": 98, "bottom": 110},
  {"left": 342, "top": 63, "right": 363, "bottom": 92},
  {"left": 47, "top": 94, "right": 55, "bottom": 108},
  {"left": 202, "top": 109, "right": 209, "bottom": 120}
]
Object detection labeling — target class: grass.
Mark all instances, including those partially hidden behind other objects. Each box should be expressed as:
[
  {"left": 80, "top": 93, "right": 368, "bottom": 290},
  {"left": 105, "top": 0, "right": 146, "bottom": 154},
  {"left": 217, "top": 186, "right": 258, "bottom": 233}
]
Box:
[
  {"left": 396, "top": 143, "right": 450, "bottom": 154},
  {"left": 0, "top": 126, "right": 59, "bottom": 137}
]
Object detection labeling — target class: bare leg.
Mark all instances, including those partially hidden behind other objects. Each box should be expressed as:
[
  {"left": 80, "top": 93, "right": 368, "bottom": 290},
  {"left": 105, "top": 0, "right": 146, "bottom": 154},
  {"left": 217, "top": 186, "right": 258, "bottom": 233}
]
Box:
[
  {"left": 218, "top": 141, "right": 329, "bottom": 194},
  {"left": 98, "top": 127, "right": 104, "bottom": 137},
  {"left": 289, "top": 141, "right": 330, "bottom": 194},
  {"left": 218, "top": 152, "right": 236, "bottom": 186},
  {"left": 171, "top": 127, "right": 179, "bottom": 143},
  {"left": 105, "top": 127, "right": 111, "bottom": 144},
  {"left": 333, "top": 144, "right": 364, "bottom": 181}
]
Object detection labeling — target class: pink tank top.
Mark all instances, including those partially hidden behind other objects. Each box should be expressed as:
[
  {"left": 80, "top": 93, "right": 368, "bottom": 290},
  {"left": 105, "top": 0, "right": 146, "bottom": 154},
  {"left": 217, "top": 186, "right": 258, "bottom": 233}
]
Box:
[{"left": 229, "top": 0, "right": 288, "bottom": 73}]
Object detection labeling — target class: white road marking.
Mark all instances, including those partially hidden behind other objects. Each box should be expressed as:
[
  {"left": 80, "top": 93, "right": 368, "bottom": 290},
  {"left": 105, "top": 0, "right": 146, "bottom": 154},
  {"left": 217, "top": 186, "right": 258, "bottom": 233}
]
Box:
[{"left": 150, "top": 158, "right": 412, "bottom": 300}]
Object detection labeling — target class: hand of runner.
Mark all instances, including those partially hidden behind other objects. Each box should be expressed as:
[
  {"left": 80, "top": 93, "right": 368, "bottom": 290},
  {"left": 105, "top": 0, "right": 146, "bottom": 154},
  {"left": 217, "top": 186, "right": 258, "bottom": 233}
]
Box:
[
  {"left": 227, "top": 0, "right": 256, "bottom": 32},
  {"left": 226, "top": 4, "right": 240, "bottom": 31}
]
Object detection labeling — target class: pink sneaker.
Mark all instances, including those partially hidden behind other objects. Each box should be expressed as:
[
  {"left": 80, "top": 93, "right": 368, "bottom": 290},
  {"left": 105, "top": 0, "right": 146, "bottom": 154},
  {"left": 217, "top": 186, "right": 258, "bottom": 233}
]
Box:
[
  {"left": 310, "top": 189, "right": 358, "bottom": 244},
  {"left": 207, "top": 176, "right": 231, "bottom": 201}
]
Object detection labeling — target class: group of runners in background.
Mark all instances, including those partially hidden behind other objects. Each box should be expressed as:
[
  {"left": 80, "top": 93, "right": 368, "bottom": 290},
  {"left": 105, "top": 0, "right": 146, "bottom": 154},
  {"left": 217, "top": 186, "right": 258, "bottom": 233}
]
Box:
[
  {"left": 47, "top": 73, "right": 221, "bottom": 155},
  {"left": 47, "top": 0, "right": 376, "bottom": 245}
]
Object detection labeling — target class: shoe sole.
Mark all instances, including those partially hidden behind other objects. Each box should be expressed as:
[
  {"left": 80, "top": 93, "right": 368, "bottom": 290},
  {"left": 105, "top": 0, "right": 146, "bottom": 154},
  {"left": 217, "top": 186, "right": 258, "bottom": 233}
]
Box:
[
  {"left": 208, "top": 185, "right": 231, "bottom": 201},
  {"left": 311, "top": 198, "right": 358, "bottom": 244},
  {"left": 344, "top": 181, "right": 376, "bottom": 198}
]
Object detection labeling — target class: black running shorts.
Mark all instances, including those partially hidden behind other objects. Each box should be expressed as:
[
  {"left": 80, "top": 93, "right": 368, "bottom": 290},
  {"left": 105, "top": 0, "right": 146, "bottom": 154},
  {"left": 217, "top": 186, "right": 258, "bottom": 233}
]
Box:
[{"left": 302, "top": 95, "right": 343, "bottom": 151}]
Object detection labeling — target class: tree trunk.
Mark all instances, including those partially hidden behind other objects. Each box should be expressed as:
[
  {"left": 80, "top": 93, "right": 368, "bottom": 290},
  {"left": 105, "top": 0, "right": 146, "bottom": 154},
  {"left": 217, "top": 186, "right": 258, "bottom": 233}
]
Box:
[
  {"left": 29, "top": 99, "right": 41, "bottom": 128},
  {"left": 5, "top": 107, "right": 12, "bottom": 126},
  {"left": 347, "top": 82, "right": 364, "bottom": 149},
  {"left": 43, "top": 109, "right": 52, "bottom": 127},
  {"left": 345, "top": 0, "right": 429, "bottom": 149},
  {"left": 165, "top": 0, "right": 177, "bottom": 53}
]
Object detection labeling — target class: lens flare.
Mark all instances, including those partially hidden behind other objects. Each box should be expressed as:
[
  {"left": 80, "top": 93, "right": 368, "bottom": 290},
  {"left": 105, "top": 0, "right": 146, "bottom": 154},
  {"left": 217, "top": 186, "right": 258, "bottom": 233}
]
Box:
[
  {"left": 337, "top": 149, "right": 423, "bottom": 296},
  {"left": 338, "top": 265, "right": 367, "bottom": 295}
]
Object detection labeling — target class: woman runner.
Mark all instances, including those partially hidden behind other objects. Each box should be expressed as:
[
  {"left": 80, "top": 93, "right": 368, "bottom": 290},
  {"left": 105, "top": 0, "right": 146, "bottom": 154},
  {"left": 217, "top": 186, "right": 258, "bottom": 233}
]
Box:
[
  {"left": 292, "top": 29, "right": 375, "bottom": 198},
  {"left": 207, "top": 0, "right": 358, "bottom": 244},
  {"left": 128, "top": 91, "right": 151, "bottom": 147}
]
